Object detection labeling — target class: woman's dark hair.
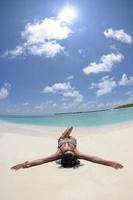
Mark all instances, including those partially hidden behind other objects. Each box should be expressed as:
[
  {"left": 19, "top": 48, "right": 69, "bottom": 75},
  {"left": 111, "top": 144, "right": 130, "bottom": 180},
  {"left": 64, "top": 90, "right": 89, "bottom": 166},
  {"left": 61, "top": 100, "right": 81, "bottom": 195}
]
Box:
[{"left": 61, "top": 153, "right": 80, "bottom": 168}]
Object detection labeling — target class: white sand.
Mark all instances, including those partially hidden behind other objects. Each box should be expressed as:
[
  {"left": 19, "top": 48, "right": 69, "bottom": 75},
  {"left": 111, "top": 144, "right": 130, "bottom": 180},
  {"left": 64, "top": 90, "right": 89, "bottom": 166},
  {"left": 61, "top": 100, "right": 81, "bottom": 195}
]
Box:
[{"left": 0, "top": 120, "right": 133, "bottom": 200}]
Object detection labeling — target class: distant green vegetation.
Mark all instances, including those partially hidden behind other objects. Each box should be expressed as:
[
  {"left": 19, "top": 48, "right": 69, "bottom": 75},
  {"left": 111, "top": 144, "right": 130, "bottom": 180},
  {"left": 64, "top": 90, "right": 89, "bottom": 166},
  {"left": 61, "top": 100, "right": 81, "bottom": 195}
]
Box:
[
  {"left": 54, "top": 104, "right": 133, "bottom": 115},
  {"left": 54, "top": 109, "right": 109, "bottom": 115},
  {"left": 115, "top": 103, "right": 133, "bottom": 109}
]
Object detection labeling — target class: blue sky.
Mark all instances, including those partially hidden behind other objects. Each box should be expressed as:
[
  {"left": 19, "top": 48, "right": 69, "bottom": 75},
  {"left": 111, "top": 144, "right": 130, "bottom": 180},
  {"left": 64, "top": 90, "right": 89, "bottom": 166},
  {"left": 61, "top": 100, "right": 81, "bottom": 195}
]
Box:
[{"left": 0, "top": 0, "right": 133, "bottom": 115}]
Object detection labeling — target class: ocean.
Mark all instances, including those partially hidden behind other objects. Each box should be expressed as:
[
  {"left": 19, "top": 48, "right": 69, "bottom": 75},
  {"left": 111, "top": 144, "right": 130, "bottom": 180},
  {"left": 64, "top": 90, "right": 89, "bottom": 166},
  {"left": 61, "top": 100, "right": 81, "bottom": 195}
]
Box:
[{"left": 0, "top": 107, "right": 133, "bottom": 127}]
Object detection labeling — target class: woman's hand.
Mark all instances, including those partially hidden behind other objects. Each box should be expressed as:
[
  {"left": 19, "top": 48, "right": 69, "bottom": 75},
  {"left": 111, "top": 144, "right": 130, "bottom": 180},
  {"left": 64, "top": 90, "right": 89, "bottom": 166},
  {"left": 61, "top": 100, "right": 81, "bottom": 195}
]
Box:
[
  {"left": 111, "top": 161, "right": 124, "bottom": 169},
  {"left": 11, "top": 162, "right": 28, "bottom": 171}
]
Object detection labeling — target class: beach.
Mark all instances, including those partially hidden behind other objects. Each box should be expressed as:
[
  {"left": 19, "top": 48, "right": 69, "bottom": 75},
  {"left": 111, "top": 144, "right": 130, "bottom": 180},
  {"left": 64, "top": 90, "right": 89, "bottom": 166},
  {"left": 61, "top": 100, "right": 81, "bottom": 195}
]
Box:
[{"left": 0, "top": 120, "right": 133, "bottom": 200}]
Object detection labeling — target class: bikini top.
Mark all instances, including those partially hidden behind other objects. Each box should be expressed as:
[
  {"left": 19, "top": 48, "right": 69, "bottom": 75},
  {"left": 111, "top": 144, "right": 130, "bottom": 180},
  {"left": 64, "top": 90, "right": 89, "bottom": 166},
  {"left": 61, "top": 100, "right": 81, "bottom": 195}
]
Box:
[{"left": 58, "top": 137, "right": 77, "bottom": 148}]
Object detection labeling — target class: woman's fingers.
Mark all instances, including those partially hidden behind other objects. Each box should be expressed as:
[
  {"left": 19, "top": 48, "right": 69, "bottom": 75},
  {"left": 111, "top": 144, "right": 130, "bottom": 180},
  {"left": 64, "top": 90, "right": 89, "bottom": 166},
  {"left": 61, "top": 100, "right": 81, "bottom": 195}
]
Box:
[
  {"left": 11, "top": 163, "right": 25, "bottom": 171},
  {"left": 112, "top": 162, "right": 124, "bottom": 169}
]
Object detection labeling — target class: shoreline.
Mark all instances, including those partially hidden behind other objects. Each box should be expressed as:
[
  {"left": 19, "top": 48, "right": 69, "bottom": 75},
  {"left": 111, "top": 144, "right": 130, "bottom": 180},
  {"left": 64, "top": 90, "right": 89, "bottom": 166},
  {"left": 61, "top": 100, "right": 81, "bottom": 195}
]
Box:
[{"left": 0, "top": 118, "right": 133, "bottom": 130}]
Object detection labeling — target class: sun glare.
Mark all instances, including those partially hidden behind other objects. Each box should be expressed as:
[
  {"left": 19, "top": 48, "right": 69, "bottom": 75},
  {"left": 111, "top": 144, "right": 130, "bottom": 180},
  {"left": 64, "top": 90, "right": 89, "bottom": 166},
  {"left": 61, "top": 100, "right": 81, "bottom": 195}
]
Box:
[{"left": 58, "top": 7, "right": 76, "bottom": 23}]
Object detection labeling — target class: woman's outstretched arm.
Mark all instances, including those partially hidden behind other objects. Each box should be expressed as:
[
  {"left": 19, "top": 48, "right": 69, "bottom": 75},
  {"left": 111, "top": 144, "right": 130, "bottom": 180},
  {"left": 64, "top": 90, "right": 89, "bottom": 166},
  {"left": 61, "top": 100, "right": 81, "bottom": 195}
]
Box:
[
  {"left": 11, "top": 151, "right": 61, "bottom": 171},
  {"left": 75, "top": 149, "right": 123, "bottom": 169}
]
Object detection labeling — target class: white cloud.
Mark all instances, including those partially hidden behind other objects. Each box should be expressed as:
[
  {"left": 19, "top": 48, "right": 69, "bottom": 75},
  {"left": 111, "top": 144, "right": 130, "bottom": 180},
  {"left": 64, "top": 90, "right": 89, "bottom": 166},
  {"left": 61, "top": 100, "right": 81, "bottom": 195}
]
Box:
[
  {"left": 66, "top": 75, "right": 74, "bottom": 80},
  {"left": 118, "top": 73, "right": 133, "bottom": 86},
  {"left": 62, "top": 90, "right": 83, "bottom": 103},
  {"left": 0, "top": 82, "right": 11, "bottom": 99},
  {"left": 43, "top": 82, "right": 73, "bottom": 93},
  {"left": 3, "top": 46, "right": 25, "bottom": 58},
  {"left": 4, "top": 15, "right": 73, "bottom": 58},
  {"left": 89, "top": 76, "right": 117, "bottom": 97},
  {"left": 34, "top": 101, "right": 55, "bottom": 112},
  {"left": 43, "top": 81, "right": 83, "bottom": 104},
  {"left": 88, "top": 83, "right": 96, "bottom": 90},
  {"left": 0, "top": 88, "right": 9, "bottom": 99},
  {"left": 104, "top": 28, "right": 133, "bottom": 44},
  {"left": 22, "top": 18, "right": 72, "bottom": 43},
  {"left": 59, "top": 100, "right": 117, "bottom": 112},
  {"left": 83, "top": 52, "right": 124, "bottom": 75},
  {"left": 27, "top": 41, "right": 64, "bottom": 57},
  {"left": 109, "top": 44, "right": 118, "bottom": 50}
]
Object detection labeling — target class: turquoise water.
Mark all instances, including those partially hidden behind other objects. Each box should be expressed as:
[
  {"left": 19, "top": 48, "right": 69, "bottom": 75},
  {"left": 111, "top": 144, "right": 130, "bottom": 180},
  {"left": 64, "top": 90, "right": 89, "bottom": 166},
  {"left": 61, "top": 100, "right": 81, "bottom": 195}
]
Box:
[{"left": 0, "top": 107, "right": 133, "bottom": 127}]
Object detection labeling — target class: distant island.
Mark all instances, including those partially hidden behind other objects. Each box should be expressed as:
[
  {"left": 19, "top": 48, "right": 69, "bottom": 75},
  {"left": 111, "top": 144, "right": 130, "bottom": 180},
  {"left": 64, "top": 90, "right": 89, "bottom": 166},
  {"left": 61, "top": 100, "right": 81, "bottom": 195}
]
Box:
[
  {"left": 55, "top": 103, "right": 133, "bottom": 115},
  {"left": 115, "top": 103, "right": 133, "bottom": 109},
  {"left": 54, "top": 109, "right": 110, "bottom": 115}
]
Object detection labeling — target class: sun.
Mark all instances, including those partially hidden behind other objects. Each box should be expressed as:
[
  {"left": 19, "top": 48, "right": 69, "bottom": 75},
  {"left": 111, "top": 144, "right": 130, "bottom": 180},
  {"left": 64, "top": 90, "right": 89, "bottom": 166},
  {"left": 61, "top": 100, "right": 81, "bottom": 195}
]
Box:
[{"left": 58, "top": 7, "right": 76, "bottom": 23}]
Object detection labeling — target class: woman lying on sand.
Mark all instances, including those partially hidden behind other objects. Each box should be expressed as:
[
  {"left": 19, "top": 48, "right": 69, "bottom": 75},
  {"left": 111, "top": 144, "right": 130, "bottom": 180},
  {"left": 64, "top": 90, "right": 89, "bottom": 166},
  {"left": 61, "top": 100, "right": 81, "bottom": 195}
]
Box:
[{"left": 11, "top": 126, "right": 123, "bottom": 170}]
